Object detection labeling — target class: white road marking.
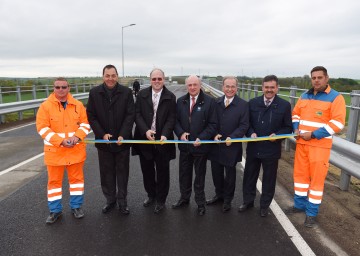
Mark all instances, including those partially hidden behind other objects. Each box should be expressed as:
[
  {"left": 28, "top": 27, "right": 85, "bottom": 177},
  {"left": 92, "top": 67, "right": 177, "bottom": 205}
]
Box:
[
  {"left": 241, "top": 156, "right": 316, "bottom": 256},
  {"left": 0, "top": 122, "right": 36, "bottom": 134},
  {"left": 0, "top": 153, "right": 44, "bottom": 176}
]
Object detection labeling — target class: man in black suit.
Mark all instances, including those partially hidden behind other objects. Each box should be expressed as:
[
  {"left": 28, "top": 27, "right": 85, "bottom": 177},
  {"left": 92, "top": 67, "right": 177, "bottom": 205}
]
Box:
[
  {"left": 133, "top": 68, "right": 176, "bottom": 214},
  {"left": 173, "top": 75, "right": 217, "bottom": 216},
  {"left": 87, "top": 64, "right": 135, "bottom": 215},
  {"left": 239, "top": 75, "right": 292, "bottom": 217},
  {"left": 133, "top": 79, "right": 140, "bottom": 97},
  {"left": 207, "top": 76, "right": 249, "bottom": 212}
]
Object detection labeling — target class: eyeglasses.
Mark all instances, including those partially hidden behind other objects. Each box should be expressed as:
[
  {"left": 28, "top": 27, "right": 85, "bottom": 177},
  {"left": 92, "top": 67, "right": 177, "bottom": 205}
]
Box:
[
  {"left": 54, "top": 86, "right": 68, "bottom": 90},
  {"left": 151, "top": 77, "right": 163, "bottom": 81}
]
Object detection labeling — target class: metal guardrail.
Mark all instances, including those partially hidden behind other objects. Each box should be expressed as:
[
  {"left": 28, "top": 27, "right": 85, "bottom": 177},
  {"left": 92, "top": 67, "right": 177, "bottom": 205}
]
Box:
[
  {"left": 0, "top": 93, "right": 89, "bottom": 122},
  {"left": 201, "top": 81, "right": 360, "bottom": 191}
]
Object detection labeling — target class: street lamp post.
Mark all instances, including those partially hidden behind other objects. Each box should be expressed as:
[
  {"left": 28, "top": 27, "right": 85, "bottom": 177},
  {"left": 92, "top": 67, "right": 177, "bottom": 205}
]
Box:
[{"left": 121, "top": 23, "right": 136, "bottom": 77}]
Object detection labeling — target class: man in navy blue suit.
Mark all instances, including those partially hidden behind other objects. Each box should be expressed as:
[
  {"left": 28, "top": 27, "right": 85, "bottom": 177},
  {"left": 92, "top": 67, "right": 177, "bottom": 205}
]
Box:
[
  {"left": 172, "top": 75, "right": 217, "bottom": 216},
  {"left": 207, "top": 76, "right": 249, "bottom": 212},
  {"left": 239, "top": 75, "right": 292, "bottom": 217}
]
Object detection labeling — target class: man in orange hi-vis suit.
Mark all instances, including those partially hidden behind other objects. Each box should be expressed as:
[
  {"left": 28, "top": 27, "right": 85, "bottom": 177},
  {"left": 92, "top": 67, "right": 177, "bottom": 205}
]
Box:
[
  {"left": 290, "top": 66, "right": 346, "bottom": 228},
  {"left": 36, "top": 77, "right": 90, "bottom": 224}
]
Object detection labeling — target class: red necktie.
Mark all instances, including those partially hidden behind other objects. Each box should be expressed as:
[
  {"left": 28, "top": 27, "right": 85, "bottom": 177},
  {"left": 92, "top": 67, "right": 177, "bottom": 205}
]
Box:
[{"left": 190, "top": 97, "right": 196, "bottom": 113}]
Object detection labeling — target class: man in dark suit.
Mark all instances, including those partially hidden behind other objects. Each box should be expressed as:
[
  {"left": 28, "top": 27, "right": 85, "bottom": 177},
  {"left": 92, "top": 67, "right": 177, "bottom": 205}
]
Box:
[
  {"left": 86, "top": 64, "right": 135, "bottom": 215},
  {"left": 207, "top": 76, "right": 249, "bottom": 212},
  {"left": 133, "top": 68, "right": 176, "bottom": 214},
  {"left": 239, "top": 75, "right": 292, "bottom": 217},
  {"left": 173, "top": 75, "right": 217, "bottom": 216},
  {"left": 133, "top": 79, "right": 140, "bottom": 97}
]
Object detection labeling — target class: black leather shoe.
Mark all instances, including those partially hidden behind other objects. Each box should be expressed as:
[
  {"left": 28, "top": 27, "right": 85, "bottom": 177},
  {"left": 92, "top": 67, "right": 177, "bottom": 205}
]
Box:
[
  {"left": 119, "top": 205, "right": 130, "bottom": 215},
  {"left": 304, "top": 215, "right": 317, "bottom": 228},
  {"left": 102, "top": 202, "right": 116, "bottom": 214},
  {"left": 172, "top": 199, "right": 190, "bottom": 209},
  {"left": 72, "top": 208, "right": 85, "bottom": 219},
  {"left": 238, "top": 202, "right": 254, "bottom": 212},
  {"left": 154, "top": 204, "right": 165, "bottom": 214},
  {"left": 197, "top": 205, "right": 206, "bottom": 216},
  {"left": 222, "top": 203, "right": 231, "bottom": 213},
  {"left": 260, "top": 208, "right": 269, "bottom": 217},
  {"left": 46, "top": 212, "right": 62, "bottom": 224},
  {"left": 206, "top": 195, "right": 224, "bottom": 205},
  {"left": 143, "top": 197, "right": 155, "bottom": 207}
]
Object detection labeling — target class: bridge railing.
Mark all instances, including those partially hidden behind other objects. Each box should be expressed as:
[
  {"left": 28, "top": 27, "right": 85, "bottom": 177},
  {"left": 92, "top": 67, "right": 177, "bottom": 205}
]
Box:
[{"left": 201, "top": 80, "right": 360, "bottom": 191}]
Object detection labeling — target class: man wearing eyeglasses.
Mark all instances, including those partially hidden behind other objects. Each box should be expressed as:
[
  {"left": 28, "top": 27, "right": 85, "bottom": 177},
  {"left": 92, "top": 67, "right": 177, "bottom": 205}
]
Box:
[
  {"left": 132, "top": 68, "right": 176, "bottom": 214},
  {"left": 87, "top": 64, "right": 135, "bottom": 215},
  {"left": 173, "top": 75, "right": 217, "bottom": 216},
  {"left": 36, "top": 77, "right": 90, "bottom": 224}
]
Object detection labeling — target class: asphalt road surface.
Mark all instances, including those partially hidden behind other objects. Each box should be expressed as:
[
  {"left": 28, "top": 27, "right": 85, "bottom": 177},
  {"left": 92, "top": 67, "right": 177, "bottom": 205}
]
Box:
[{"left": 0, "top": 84, "right": 335, "bottom": 256}]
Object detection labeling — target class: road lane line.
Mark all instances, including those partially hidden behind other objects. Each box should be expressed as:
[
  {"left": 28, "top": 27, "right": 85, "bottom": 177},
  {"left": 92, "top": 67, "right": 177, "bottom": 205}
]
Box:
[
  {"left": 0, "top": 153, "right": 44, "bottom": 176},
  {"left": 241, "top": 156, "right": 316, "bottom": 256},
  {"left": 0, "top": 122, "right": 36, "bottom": 134}
]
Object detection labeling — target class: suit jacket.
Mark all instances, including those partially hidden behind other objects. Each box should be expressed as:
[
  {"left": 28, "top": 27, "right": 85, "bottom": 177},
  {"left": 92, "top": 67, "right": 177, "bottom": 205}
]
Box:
[
  {"left": 208, "top": 95, "right": 249, "bottom": 167},
  {"left": 132, "top": 86, "right": 176, "bottom": 160},
  {"left": 246, "top": 94, "right": 292, "bottom": 159},
  {"left": 86, "top": 83, "right": 135, "bottom": 152},
  {"left": 174, "top": 89, "right": 217, "bottom": 155}
]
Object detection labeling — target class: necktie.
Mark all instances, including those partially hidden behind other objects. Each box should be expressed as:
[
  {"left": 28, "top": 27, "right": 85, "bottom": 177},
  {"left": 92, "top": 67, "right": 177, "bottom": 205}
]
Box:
[
  {"left": 151, "top": 93, "right": 158, "bottom": 130},
  {"left": 190, "top": 97, "right": 196, "bottom": 113},
  {"left": 225, "top": 99, "right": 230, "bottom": 108},
  {"left": 265, "top": 100, "right": 271, "bottom": 107}
]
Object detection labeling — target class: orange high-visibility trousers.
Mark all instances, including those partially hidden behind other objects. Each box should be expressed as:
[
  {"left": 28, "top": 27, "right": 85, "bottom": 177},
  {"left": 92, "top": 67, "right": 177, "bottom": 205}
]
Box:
[
  {"left": 47, "top": 161, "right": 85, "bottom": 213},
  {"left": 293, "top": 143, "right": 330, "bottom": 216}
]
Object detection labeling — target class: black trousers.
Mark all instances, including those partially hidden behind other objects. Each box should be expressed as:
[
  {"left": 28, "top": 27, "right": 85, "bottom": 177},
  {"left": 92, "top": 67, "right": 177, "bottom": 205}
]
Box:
[
  {"left": 210, "top": 161, "right": 236, "bottom": 203},
  {"left": 179, "top": 151, "right": 207, "bottom": 206},
  {"left": 97, "top": 149, "right": 130, "bottom": 207},
  {"left": 139, "top": 147, "right": 170, "bottom": 204},
  {"left": 242, "top": 156, "right": 278, "bottom": 209}
]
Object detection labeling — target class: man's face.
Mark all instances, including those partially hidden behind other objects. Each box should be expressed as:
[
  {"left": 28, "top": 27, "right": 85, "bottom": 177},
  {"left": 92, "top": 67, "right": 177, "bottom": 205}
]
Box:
[
  {"left": 150, "top": 70, "right": 164, "bottom": 93},
  {"left": 187, "top": 76, "right": 201, "bottom": 97},
  {"left": 262, "top": 80, "right": 278, "bottom": 100},
  {"left": 53, "top": 80, "right": 70, "bottom": 101},
  {"left": 311, "top": 70, "right": 329, "bottom": 92},
  {"left": 222, "top": 78, "right": 238, "bottom": 98},
  {"left": 103, "top": 68, "right": 118, "bottom": 88}
]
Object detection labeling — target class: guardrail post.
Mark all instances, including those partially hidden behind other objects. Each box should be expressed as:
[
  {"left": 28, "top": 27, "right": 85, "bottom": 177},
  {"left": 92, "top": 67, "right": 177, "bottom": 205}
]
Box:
[
  {"left": 254, "top": 85, "right": 259, "bottom": 98},
  {"left": 75, "top": 84, "right": 79, "bottom": 94},
  {"left": 0, "top": 86, "right": 4, "bottom": 123},
  {"left": 285, "top": 85, "right": 298, "bottom": 152},
  {"left": 46, "top": 85, "right": 50, "bottom": 97},
  {"left": 247, "top": 84, "right": 252, "bottom": 101},
  {"left": 241, "top": 83, "right": 246, "bottom": 100},
  {"left": 83, "top": 83, "right": 86, "bottom": 93},
  {"left": 32, "top": 85, "right": 37, "bottom": 100},
  {"left": 339, "top": 90, "right": 360, "bottom": 190},
  {"left": 16, "top": 85, "right": 21, "bottom": 102}
]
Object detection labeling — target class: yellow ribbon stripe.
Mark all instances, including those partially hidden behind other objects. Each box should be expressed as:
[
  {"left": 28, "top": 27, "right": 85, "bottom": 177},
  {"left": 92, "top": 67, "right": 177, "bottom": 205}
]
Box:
[{"left": 83, "top": 134, "right": 295, "bottom": 145}]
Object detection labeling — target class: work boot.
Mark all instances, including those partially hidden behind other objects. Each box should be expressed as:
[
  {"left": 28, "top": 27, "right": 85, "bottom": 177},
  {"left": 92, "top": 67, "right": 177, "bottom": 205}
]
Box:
[{"left": 46, "top": 212, "right": 62, "bottom": 224}]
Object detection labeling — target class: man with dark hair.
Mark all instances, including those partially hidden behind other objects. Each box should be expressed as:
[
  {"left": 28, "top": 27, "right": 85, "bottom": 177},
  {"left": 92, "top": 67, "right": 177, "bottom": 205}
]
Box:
[
  {"left": 290, "top": 66, "right": 346, "bottom": 227},
  {"left": 172, "top": 75, "right": 217, "bottom": 216},
  {"left": 87, "top": 64, "right": 135, "bottom": 215},
  {"left": 207, "top": 76, "right": 249, "bottom": 212},
  {"left": 239, "top": 75, "right": 292, "bottom": 217},
  {"left": 133, "top": 68, "right": 176, "bottom": 214},
  {"left": 36, "top": 77, "right": 90, "bottom": 224},
  {"left": 133, "top": 79, "right": 140, "bottom": 97}
]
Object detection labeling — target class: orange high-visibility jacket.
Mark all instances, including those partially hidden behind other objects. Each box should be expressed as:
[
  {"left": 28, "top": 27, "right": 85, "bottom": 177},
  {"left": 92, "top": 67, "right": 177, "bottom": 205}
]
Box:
[
  {"left": 292, "top": 85, "right": 346, "bottom": 149},
  {"left": 36, "top": 93, "right": 90, "bottom": 166}
]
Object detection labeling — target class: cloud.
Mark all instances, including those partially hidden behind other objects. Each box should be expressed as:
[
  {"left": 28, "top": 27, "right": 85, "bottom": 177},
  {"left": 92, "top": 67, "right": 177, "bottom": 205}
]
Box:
[{"left": 0, "top": 0, "right": 359, "bottom": 78}]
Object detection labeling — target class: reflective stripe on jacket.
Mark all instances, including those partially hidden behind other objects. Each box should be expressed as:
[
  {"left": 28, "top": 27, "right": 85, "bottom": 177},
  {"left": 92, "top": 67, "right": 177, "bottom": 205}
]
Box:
[
  {"left": 292, "top": 85, "right": 346, "bottom": 149},
  {"left": 36, "top": 93, "right": 90, "bottom": 166}
]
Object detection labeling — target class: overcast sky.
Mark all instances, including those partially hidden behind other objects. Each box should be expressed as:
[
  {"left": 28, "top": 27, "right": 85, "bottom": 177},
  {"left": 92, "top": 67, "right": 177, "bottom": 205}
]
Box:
[{"left": 1, "top": 0, "right": 359, "bottom": 79}]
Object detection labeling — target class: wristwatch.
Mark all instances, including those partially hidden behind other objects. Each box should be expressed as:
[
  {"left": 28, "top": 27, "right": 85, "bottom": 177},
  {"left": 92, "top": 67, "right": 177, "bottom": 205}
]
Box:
[{"left": 311, "top": 132, "right": 316, "bottom": 139}]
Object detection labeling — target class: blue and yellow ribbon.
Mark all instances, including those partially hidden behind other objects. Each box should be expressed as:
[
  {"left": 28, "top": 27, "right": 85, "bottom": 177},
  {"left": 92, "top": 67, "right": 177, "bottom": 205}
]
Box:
[{"left": 83, "top": 134, "right": 295, "bottom": 144}]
